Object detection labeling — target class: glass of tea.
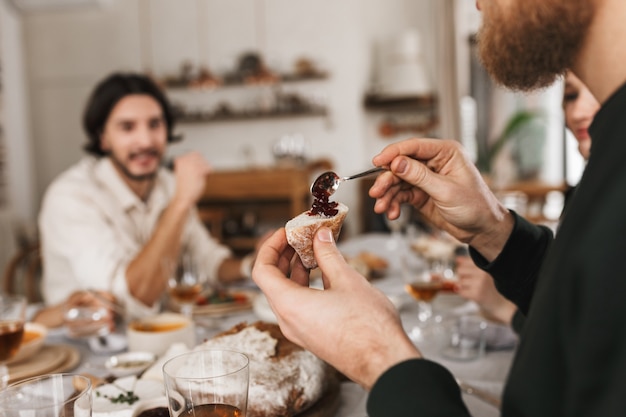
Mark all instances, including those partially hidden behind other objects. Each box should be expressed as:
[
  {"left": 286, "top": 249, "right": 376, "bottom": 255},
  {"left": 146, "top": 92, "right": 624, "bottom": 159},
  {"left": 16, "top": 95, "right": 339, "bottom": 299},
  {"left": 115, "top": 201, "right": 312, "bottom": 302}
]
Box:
[
  {"left": 0, "top": 373, "right": 92, "bottom": 417},
  {"left": 163, "top": 349, "right": 249, "bottom": 417},
  {"left": 401, "top": 254, "right": 452, "bottom": 341},
  {"left": 163, "top": 254, "right": 203, "bottom": 318},
  {"left": 0, "top": 294, "right": 27, "bottom": 389}
]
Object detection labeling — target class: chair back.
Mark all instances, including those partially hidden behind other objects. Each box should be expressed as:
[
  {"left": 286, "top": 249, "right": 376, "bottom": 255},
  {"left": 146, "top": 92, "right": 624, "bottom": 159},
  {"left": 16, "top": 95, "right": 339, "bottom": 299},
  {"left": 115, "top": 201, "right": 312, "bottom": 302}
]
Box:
[{"left": 2, "top": 242, "right": 43, "bottom": 303}]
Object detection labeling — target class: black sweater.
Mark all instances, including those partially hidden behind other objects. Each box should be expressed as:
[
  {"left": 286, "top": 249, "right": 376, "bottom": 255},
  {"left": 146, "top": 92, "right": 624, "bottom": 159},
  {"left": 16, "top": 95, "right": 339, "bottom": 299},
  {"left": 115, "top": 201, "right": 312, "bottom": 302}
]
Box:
[{"left": 367, "top": 81, "right": 626, "bottom": 416}]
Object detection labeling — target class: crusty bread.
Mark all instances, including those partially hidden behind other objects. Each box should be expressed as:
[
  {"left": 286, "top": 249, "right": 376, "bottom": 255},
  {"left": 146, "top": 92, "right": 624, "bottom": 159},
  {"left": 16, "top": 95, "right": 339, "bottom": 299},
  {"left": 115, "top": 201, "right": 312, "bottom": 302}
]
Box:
[
  {"left": 285, "top": 202, "right": 348, "bottom": 269},
  {"left": 200, "top": 321, "right": 331, "bottom": 417}
]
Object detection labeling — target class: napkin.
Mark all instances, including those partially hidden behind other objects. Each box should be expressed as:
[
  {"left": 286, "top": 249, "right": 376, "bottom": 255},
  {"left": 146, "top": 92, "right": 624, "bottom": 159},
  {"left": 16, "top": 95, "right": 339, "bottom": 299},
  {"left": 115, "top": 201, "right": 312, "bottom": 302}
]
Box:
[{"left": 140, "top": 342, "right": 190, "bottom": 382}]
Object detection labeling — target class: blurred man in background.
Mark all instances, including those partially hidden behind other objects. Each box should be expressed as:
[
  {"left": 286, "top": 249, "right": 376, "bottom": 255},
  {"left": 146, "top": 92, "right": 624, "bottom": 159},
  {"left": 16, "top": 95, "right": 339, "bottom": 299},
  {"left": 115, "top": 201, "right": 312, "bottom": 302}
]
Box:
[{"left": 39, "top": 73, "right": 256, "bottom": 321}]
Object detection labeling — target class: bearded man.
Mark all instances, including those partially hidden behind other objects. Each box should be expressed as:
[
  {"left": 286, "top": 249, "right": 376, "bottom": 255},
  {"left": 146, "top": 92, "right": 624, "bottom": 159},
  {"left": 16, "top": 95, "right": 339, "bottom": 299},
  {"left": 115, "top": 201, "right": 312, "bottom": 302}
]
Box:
[
  {"left": 252, "top": 0, "right": 626, "bottom": 415},
  {"left": 39, "top": 73, "right": 255, "bottom": 320}
]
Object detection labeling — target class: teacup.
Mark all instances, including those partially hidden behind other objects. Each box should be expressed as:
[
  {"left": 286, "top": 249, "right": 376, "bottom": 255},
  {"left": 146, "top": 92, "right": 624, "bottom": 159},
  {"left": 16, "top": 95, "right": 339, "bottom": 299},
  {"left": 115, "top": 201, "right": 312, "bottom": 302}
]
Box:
[{"left": 126, "top": 313, "right": 195, "bottom": 356}]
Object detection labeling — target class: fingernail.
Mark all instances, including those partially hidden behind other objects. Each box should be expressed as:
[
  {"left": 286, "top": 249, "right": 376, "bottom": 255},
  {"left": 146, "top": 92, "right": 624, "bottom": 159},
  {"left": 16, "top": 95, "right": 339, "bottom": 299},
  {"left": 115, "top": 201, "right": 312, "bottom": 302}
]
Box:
[
  {"left": 396, "top": 159, "right": 408, "bottom": 174},
  {"left": 317, "top": 228, "right": 334, "bottom": 242}
]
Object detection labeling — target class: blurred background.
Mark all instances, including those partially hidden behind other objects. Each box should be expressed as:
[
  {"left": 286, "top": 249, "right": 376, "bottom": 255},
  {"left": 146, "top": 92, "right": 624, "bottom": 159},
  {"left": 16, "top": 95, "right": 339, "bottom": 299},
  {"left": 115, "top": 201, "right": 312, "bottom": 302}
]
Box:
[{"left": 0, "top": 0, "right": 583, "bottom": 268}]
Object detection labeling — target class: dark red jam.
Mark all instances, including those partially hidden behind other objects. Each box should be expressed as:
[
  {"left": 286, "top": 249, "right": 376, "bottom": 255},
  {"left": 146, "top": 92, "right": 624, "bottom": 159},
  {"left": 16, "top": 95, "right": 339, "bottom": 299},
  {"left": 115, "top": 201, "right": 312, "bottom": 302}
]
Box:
[{"left": 310, "top": 177, "right": 338, "bottom": 217}]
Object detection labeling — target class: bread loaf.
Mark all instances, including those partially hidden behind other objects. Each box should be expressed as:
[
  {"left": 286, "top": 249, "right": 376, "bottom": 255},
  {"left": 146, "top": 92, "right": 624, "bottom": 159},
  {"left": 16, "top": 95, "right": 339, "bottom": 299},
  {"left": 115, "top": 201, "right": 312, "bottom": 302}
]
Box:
[
  {"left": 200, "top": 321, "right": 331, "bottom": 417},
  {"left": 285, "top": 202, "right": 348, "bottom": 269}
]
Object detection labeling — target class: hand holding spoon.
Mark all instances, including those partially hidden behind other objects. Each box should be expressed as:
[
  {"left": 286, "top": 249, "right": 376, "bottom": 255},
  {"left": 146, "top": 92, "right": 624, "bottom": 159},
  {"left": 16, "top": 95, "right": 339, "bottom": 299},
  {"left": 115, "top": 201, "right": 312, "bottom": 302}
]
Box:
[{"left": 310, "top": 167, "right": 385, "bottom": 196}]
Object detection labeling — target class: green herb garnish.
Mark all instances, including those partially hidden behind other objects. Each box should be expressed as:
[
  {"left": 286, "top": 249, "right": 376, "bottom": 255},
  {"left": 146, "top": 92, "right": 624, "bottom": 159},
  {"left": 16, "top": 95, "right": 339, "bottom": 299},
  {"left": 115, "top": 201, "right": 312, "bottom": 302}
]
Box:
[{"left": 99, "top": 391, "right": 140, "bottom": 405}]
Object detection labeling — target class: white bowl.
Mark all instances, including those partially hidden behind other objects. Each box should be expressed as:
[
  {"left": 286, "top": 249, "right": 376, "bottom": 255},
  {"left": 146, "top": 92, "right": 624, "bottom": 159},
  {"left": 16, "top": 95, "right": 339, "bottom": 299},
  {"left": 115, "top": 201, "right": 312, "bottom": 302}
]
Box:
[
  {"left": 126, "top": 313, "right": 195, "bottom": 357},
  {"left": 105, "top": 351, "right": 157, "bottom": 378},
  {"left": 8, "top": 322, "right": 47, "bottom": 364}
]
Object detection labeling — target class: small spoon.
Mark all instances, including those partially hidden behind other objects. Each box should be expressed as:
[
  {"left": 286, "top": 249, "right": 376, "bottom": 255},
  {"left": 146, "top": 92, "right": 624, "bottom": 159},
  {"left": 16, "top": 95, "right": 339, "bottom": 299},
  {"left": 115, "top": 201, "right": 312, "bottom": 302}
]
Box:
[{"left": 310, "top": 167, "right": 385, "bottom": 196}]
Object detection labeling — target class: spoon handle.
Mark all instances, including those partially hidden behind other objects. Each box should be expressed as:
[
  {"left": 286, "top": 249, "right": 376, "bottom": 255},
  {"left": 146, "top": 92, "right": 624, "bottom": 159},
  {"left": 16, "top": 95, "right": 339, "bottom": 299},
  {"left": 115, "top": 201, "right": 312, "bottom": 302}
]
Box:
[{"left": 343, "top": 166, "right": 385, "bottom": 181}]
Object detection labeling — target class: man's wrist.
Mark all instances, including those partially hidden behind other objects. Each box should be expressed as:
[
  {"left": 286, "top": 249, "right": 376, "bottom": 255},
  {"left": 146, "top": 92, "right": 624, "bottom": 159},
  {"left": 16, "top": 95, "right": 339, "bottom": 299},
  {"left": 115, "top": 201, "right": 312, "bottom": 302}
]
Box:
[{"left": 469, "top": 208, "right": 515, "bottom": 262}]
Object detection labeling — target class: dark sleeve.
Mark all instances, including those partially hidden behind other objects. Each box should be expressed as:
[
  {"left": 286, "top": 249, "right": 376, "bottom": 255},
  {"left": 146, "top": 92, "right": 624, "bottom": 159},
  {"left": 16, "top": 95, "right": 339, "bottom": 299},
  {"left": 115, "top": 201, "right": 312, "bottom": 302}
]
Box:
[
  {"left": 469, "top": 211, "right": 553, "bottom": 315},
  {"left": 510, "top": 309, "right": 526, "bottom": 334},
  {"left": 367, "top": 359, "right": 471, "bottom": 417}
]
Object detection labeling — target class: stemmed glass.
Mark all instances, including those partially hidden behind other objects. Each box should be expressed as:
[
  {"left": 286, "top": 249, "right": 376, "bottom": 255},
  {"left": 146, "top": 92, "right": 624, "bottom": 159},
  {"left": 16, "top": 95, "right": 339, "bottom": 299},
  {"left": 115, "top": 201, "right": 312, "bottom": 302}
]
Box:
[
  {"left": 164, "top": 255, "right": 203, "bottom": 318},
  {"left": 0, "top": 294, "right": 27, "bottom": 389},
  {"left": 384, "top": 204, "right": 412, "bottom": 266},
  {"left": 401, "top": 254, "right": 449, "bottom": 343}
]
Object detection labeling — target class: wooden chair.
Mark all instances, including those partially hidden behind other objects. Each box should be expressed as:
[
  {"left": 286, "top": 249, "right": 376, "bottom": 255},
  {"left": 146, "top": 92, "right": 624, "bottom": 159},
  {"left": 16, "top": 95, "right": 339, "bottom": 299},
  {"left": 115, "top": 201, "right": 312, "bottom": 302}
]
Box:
[{"left": 2, "top": 242, "right": 43, "bottom": 303}]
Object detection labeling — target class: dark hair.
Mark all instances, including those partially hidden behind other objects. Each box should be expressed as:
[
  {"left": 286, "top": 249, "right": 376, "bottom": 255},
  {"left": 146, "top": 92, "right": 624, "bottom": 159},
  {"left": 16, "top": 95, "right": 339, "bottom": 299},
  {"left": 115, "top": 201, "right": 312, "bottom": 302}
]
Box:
[{"left": 82, "top": 72, "right": 180, "bottom": 156}]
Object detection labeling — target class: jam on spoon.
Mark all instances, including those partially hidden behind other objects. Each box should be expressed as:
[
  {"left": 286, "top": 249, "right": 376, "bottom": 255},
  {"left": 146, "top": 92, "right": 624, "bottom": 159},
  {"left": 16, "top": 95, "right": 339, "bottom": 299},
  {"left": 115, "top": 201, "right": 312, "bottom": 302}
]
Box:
[
  {"left": 308, "top": 167, "right": 385, "bottom": 217},
  {"left": 309, "top": 172, "right": 339, "bottom": 217}
]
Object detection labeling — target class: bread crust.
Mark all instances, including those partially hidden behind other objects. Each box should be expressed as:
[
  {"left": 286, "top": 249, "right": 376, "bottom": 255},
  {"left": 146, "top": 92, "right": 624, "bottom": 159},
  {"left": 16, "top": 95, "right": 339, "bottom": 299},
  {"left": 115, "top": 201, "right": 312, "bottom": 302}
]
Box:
[{"left": 285, "top": 203, "right": 348, "bottom": 269}]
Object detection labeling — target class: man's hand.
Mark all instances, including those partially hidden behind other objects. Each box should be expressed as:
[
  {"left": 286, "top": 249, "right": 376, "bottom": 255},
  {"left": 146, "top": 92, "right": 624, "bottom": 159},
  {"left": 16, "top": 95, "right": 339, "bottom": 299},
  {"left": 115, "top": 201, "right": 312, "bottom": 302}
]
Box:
[
  {"left": 370, "top": 138, "right": 514, "bottom": 261},
  {"left": 253, "top": 227, "right": 420, "bottom": 390},
  {"left": 172, "top": 152, "right": 212, "bottom": 208}
]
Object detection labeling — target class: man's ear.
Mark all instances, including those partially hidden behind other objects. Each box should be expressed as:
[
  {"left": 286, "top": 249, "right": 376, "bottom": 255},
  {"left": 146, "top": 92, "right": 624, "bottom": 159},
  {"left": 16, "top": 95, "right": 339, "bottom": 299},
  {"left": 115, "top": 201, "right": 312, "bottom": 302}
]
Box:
[{"left": 99, "top": 131, "right": 109, "bottom": 152}]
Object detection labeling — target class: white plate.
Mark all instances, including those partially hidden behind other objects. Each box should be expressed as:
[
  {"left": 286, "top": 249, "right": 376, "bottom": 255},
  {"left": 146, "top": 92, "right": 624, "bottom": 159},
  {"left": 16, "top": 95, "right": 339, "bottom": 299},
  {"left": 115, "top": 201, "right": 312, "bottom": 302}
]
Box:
[{"left": 93, "top": 376, "right": 165, "bottom": 417}]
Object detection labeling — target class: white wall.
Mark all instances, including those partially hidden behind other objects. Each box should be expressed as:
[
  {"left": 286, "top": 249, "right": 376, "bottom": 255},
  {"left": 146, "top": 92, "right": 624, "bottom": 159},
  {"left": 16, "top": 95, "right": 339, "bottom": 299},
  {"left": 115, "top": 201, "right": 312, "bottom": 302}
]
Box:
[
  {"left": 0, "top": 0, "right": 37, "bottom": 223},
  {"left": 22, "top": 0, "right": 438, "bottom": 236}
]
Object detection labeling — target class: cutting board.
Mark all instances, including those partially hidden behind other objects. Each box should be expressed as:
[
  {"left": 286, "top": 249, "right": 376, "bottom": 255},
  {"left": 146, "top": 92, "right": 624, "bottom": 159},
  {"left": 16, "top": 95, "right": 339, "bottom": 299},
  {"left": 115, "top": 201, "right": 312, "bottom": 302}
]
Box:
[{"left": 298, "top": 374, "right": 341, "bottom": 417}]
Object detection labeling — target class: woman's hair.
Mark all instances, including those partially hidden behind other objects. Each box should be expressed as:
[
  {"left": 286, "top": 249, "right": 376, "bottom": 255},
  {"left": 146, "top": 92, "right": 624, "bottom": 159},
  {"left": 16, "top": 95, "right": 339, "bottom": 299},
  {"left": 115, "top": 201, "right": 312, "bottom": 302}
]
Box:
[{"left": 82, "top": 72, "right": 180, "bottom": 156}]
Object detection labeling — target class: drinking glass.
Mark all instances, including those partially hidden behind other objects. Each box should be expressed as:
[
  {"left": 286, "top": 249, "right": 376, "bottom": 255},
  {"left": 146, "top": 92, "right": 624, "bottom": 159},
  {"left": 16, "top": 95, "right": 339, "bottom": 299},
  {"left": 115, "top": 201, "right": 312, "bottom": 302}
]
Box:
[
  {"left": 163, "top": 349, "right": 249, "bottom": 417},
  {"left": 440, "top": 315, "right": 488, "bottom": 361},
  {"left": 63, "top": 291, "right": 122, "bottom": 355},
  {"left": 401, "top": 254, "right": 449, "bottom": 342},
  {"left": 383, "top": 204, "right": 412, "bottom": 251},
  {"left": 164, "top": 255, "right": 203, "bottom": 318},
  {"left": 0, "top": 373, "right": 92, "bottom": 417},
  {"left": 0, "top": 294, "right": 26, "bottom": 389}
]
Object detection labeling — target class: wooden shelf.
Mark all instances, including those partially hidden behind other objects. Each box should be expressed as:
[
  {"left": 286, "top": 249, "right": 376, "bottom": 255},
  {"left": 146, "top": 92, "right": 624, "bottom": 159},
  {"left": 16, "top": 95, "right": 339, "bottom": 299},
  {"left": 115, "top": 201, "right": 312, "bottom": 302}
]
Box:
[
  {"left": 197, "top": 167, "right": 313, "bottom": 254},
  {"left": 176, "top": 108, "right": 328, "bottom": 124},
  {"left": 164, "top": 73, "right": 329, "bottom": 91},
  {"left": 363, "top": 94, "right": 437, "bottom": 112}
]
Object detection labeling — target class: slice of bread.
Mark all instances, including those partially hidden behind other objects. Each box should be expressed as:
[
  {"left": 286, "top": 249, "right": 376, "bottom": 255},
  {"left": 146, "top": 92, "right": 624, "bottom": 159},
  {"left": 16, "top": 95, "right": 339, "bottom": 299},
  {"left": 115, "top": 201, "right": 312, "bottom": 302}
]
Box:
[{"left": 285, "top": 203, "right": 348, "bottom": 269}]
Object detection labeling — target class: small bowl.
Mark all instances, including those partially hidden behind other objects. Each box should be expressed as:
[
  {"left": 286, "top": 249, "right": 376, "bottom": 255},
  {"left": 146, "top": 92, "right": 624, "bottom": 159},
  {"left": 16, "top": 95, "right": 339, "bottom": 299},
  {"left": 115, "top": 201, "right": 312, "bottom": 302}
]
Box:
[
  {"left": 126, "top": 313, "right": 195, "bottom": 356},
  {"left": 8, "top": 322, "right": 47, "bottom": 364},
  {"left": 105, "top": 351, "right": 156, "bottom": 378}
]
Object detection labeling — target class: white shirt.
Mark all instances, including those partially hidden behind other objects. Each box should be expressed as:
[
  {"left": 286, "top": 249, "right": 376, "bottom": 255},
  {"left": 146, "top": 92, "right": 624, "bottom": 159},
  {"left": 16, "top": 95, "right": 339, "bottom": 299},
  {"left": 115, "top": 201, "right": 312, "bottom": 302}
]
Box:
[{"left": 38, "top": 156, "right": 231, "bottom": 318}]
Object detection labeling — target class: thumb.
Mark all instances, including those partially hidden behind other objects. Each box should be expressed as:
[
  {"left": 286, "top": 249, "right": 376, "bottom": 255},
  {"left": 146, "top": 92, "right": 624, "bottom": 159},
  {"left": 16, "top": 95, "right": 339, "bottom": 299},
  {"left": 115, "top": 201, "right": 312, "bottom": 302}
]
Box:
[
  {"left": 391, "top": 156, "right": 442, "bottom": 197},
  {"left": 313, "top": 227, "right": 351, "bottom": 287}
]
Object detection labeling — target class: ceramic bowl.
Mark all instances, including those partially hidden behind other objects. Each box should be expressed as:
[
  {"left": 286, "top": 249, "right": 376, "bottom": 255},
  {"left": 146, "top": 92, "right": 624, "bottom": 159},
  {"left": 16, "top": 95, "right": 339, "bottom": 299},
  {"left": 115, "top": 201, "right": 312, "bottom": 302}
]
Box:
[
  {"left": 126, "top": 313, "right": 195, "bottom": 357},
  {"left": 8, "top": 322, "right": 47, "bottom": 364}
]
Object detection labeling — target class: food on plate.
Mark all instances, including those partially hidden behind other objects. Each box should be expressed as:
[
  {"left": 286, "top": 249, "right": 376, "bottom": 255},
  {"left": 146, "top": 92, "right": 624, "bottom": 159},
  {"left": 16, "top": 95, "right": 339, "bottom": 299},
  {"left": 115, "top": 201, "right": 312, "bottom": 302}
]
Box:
[
  {"left": 199, "top": 321, "right": 333, "bottom": 417},
  {"left": 345, "top": 251, "right": 389, "bottom": 280},
  {"left": 357, "top": 251, "right": 389, "bottom": 272},
  {"left": 286, "top": 173, "right": 348, "bottom": 269},
  {"left": 196, "top": 289, "right": 249, "bottom": 306}
]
